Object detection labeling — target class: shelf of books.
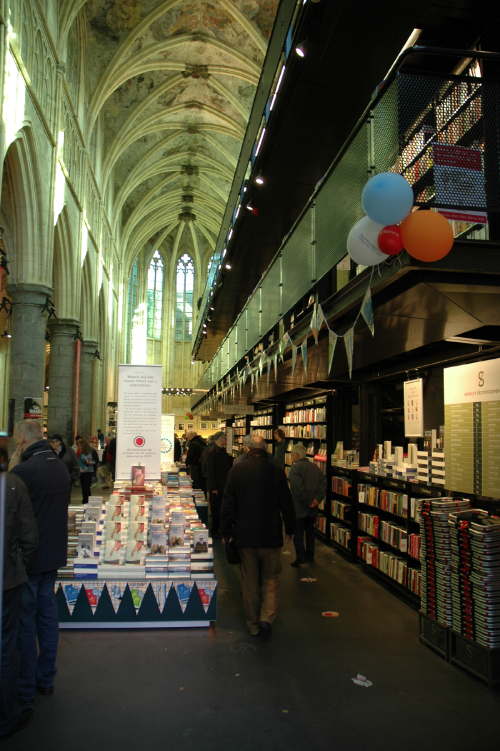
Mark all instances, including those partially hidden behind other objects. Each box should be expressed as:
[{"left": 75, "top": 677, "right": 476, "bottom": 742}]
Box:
[
  {"left": 282, "top": 396, "right": 328, "bottom": 484},
  {"left": 328, "top": 464, "right": 356, "bottom": 560},
  {"left": 56, "top": 469, "right": 216, "bottom": 629},
  {"left": 231, "top": 415, "right": 251, "bottom": 458},
  {"left": 250, "top": 408, "right": 275, "bottom": 447}
]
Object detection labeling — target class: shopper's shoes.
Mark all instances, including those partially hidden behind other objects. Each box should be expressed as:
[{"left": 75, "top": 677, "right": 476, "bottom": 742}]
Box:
[
  {"left": 291, "top": 559, "right": 305, "bottom": 567},
  {"left": 257, "top": 621, "right": 272, "bottom": 639},
  {"left": 37, "top": 685, "right": 54, "bottom": 696}
]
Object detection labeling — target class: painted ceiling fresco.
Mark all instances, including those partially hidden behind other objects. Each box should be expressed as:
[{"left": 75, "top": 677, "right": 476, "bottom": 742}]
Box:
[{"left": 74, "top": 0, "right": 280, "bottom": 271}]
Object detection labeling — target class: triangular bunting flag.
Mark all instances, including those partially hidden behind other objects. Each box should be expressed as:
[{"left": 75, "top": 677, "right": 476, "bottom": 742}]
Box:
[
  {"left": 175, "top": 581, "right": 194, "bottom": 613},
  {"left": 266, "top": 357, "right": 271, "bottom": 385},
  {"left": 129, "top": 582, "right": 149, "bottom": 610},
  {"left": 258, "top": 353, "right": 264, "bottom": 377},
  {"left": 328, "top": 330, "right": 338, "bottom": 374},
  {"left": 62, "top": 583, "right": 80, "bottom": 615},
  {"left": 273, "top": 353, "right": 278, "bottom": 381},
  {"left": 151, "top": 582, "right": 171, "bottom": 614},
  {"left": 301, "top": 340, "right": 308, "bottom": 373},
  {"left": 310, "top": 304, "right": 319, "bottom": 345},
  {"left": 344, "top": 328, "right": 354, "bottom": 379},
  {"left": 291, "top": 344, "right": 297, "bottom": 374},
  {"left": 317, "top": 303, "right": 327, "bottom": 331},
  {"left": 197, "top": 582, "right": 217, "bottom": 614},
  {"left": 360, "top": 285, "right": 375, "bottom": 336},
  {"left": 83, "top": 583, "right": 106, "bottom": 613}
]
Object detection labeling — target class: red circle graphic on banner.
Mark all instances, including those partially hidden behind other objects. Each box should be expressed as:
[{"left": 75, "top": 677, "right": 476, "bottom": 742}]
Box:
[{"left": 134, "top": 436, "right": 145, "bottom": 447}]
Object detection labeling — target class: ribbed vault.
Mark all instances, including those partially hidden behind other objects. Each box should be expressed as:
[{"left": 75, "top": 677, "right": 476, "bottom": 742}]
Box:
[{"left": 60, "top": 0, "right": 279, "bottom": 275}]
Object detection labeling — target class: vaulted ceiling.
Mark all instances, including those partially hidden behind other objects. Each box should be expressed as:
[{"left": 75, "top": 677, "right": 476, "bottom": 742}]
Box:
[{"left": 63, "top": 0, "right": 280, "bottom": 272}]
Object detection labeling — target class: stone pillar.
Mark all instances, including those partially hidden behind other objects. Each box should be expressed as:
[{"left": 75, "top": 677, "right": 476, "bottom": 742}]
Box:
[
  {"left": 47, "top": 318, "right": 80, "bottom": 441},
  {"left": 78, "top": 339, "right": 97, "bottom": 439},
  {"left": 8, "top": 283, "right": 51, "bottom": 425}
]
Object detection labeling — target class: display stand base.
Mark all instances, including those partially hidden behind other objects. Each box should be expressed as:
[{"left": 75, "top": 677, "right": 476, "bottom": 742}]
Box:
[
  {"left": 59, "top": 620, "right": 211, "bottom": 629},
  {"left": 419, "top": 613, "right": 450, "bottom": 660},
  {"left": 450, "top": 632, "right": 500, "bottom": 687},
  {"left": 56, "top": 580, "right": 216, "bottom": 629}
]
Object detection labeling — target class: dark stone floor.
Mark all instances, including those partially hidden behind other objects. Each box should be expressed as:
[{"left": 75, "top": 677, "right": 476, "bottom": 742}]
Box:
[{"left": 4, "top": 540, "right": 500, "bottom": 751}]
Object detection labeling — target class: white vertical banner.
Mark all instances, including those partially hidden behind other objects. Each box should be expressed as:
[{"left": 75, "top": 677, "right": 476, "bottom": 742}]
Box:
[
  {"left": 404, "top": 378, "right": 424, "bottom": 437},
  {"left": 116, "top": 365, "right": 162, "bottom": 480},
  {"left": 160, "top": 413, "right": 175, "bottom": 470}
]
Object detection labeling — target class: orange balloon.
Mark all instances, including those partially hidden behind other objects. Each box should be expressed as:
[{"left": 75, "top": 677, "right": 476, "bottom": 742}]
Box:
[{"left": 400, "top": 210, "right": 454, "bottom": 262}]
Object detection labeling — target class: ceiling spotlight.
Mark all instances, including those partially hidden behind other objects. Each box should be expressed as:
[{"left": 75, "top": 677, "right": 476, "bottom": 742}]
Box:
[
  {"left": 225, "top": 263, "right": 232, "bottom": 270},
  {"left": 210, "top": 306, "right": 215, "bottom": 311},
  {"left": 255, "top": 176, "right": 264, "bottom": 185},
  {"left": 1, "top": 330, "right": 12, "bottom": 339},
  {"left": 295, "top": 41, "right": 306, "bottom": 58},
  {"left": 246, "top": 204, "right": 254, "bottom": 212}
]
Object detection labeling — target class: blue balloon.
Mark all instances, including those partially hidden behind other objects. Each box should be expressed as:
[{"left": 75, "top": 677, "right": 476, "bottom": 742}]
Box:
[{"left": 361, "top": 173, "right": 413, "bottom": 226}]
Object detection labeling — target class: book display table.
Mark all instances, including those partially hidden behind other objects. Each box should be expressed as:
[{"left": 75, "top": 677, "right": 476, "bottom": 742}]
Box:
[{"left": 56, "top": 471, "right": 217, "bottom": 629}]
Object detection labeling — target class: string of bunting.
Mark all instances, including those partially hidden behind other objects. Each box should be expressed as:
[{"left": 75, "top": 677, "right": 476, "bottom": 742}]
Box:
[{"left": 204, "top": 272, "right": 375, "bottom": 412}]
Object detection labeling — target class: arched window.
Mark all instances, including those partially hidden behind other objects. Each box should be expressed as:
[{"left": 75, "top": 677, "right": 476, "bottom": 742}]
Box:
[
  {"left": 126, "top": 260, "right": 139, "bottom": 361},
  {"left": 147, "top": 250, "right": 163, "bottom": 339},
  {"left": 175, "top": 253, "right": 194, "bottom": 342}
]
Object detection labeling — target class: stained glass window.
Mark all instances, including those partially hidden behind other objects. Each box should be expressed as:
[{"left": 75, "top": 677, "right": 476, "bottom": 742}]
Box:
[
  {"left": 147, "top": 250, "right": 163, "bottom": 339},
  {"left": 175, "top": 253, "right": 194, "bottom": 341}
]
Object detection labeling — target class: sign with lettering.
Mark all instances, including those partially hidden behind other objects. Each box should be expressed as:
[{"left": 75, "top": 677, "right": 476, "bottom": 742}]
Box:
[
  {"left": 444, "top": 358, "right": 500, "bottom": 497},
  {"left": 116, "top": 365, "right": 162, "bottom": 480}
]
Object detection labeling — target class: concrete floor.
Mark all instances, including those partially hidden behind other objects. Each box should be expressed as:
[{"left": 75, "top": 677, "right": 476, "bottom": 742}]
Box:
[{"left": 4, "top": 539, "right": 500, "bottom": 751}]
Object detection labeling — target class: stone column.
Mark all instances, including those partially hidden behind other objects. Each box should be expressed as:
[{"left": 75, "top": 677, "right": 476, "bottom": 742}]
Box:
[
  {"left": 47, "top": 318, "right": 80, "bottom": 441},
  {"left": 78, "top": 339, "right": 97, "bottom": 439},
  {"left": 8, "top": 283, "right": 51, "bottom": 425}
]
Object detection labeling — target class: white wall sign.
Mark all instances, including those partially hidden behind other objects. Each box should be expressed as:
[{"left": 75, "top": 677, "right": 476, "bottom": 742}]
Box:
[
  {"left": 444, "top": 358, "right": 500, "bottom": 405},
  {"left": 161, "top": 414, "right": 175, "bottom": 470},
  {"left": 404, "top": 378, "right": 424, "bottom": 437},
  {"left": 116, "top": 365, "right": 162, "bottom": 480}
]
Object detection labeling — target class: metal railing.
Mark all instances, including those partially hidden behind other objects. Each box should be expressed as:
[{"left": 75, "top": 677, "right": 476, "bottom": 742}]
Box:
[{"left": 197, "top": 47, "right": 500, "bottom": 395}]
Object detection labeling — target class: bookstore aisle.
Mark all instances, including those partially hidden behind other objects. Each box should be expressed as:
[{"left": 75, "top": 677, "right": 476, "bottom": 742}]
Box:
[{"left": 4, "top": 541, "right": 499, "bottom": 751}]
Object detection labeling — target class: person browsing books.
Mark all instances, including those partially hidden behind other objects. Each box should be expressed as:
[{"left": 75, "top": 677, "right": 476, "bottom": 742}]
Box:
[
  {"left": 273, "top": 428, "right": 287, "bottom": 470},
  {"left": 11, "top": 419, "right": 71, "bottom": 710},
  {"left": 288, "top": 442, "right": 326, "bottom": 566},
  {"left": 205, "top": 431, "right": 233, "bottom": 538},
  {"left": 185, "top": 431, "right": 207, "bottom": 492},
  {"left": 221, "top": 436, "right": 295, "bottom": 639},
  {"left": 0, "top": 471, "right": 38, "bottom": 738},
  {"left": 76, "top": 437, "right": 98, "bottom": 504}
]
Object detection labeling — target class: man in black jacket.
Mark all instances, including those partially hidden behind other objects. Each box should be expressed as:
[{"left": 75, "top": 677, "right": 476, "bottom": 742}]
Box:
[
  {"left": 1, "top": 471, "right": 38, "bottom": 737},
  {"left": 221, "top": 436, "right": 295, "bottom": 638},
  {"left": 205, "top": 432, "right": 233, "bottom": 538},
  {"left": 11, "top": 420, "right": 71, "bottom": 708},
  {"left": 185, "top": 431, "right": 207, "bottom": 491}
]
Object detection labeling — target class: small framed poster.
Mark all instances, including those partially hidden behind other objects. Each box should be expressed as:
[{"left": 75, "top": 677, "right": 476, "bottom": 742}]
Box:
[{"left": 404, "top": 378, "right": 424, "bottom": 437}]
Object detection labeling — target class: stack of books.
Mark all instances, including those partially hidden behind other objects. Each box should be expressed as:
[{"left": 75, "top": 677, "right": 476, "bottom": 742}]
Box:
[
  {"left": 449, "top": 509, "right": 500, "bottom": 648},
  {"left": 419, "top": 497, "right": 471, "bottom": 626},
  {"left": 431, "top": 451, "right": 446, "bottom": 486}
]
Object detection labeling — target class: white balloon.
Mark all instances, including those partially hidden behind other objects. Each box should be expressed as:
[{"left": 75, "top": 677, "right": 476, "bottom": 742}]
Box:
[{"left": 347, "top": 216, "right": 387, "bottom": 266}]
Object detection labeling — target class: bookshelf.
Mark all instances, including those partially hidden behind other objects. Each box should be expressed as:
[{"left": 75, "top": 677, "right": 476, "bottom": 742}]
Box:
[
  {"left": 250, "top": 408, "right": 275, "bottom": 447},
  {"left": 230, "top": 415, "right": 251, "bottom": 457},
  {"left": 282, "top": 396, "right": 328, "bottom": 480}
]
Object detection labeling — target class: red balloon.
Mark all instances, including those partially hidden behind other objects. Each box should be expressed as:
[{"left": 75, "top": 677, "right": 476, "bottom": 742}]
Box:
[{"left": 378, "top": 225, "right": 403, "bottom": 255}]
